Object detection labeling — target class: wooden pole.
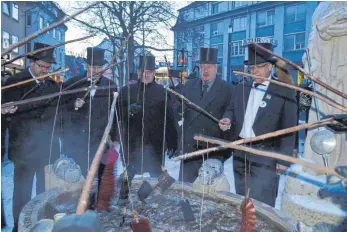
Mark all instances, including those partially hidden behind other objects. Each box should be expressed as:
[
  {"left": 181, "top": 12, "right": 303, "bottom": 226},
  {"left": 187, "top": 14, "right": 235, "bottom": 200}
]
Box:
[
  {"left": 2, "top": 35, "right": 94, "bottom": 67},
  {"left": 1, "top": 68, "right": 68, "bottom": 90},
  {"left": 76, "top": 92, "right": 119, "bottom": 214},
  {"left": 165, "top": 87, "right": 220, "bottom": 124},
  {"left": 1, "top": 2, "right": 99, "bottom": 57},
  {"left": 195, "top": 135, "right": 343, "bottom": 179},
  {"left": 173, "top": 118, "right": 335, "bottom": 160},
  {"left": 251, "top": 42, "right": 347, "bottom": 100},
  {"left": 2, "top": 86, "right": 118, "bottom": 108},
  {"left": 233, "top": 71, "right": 347, "bottom": 113}
]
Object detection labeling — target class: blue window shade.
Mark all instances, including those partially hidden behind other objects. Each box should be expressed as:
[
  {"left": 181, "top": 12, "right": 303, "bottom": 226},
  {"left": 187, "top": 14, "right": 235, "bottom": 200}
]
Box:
[
  {"left": 230, "top": 31, "right": 246, "bottom": 41},
  {"left": 256, "top": 26, "right": 274, "bottom": 37},
  {"left": 283, "top": 50, "right": 304, "bottom": 63},
  {"left": 284, "top": 22, "right": 305, "bottom": 34},
  {"left": 211, "top": 35, "right": 223, "bottom": 44}
]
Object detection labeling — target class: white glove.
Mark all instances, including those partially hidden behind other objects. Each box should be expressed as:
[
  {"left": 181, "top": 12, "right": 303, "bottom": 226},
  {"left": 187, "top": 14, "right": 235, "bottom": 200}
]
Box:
[
  {"left": 74, "top": 98, "right": 85, "bottom": 110},
  {"left": 1, "top": 103, "right": 18, "bottom": 114}
]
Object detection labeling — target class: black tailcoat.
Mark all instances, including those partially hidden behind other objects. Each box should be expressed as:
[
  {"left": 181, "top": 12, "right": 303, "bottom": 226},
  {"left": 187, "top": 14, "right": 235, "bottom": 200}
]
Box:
[
  {"left": 180, "top": 77, "right": 233, "bottom": 182},
  {"left": 116, "top": 80, "right": 178, "bottom": 176}
]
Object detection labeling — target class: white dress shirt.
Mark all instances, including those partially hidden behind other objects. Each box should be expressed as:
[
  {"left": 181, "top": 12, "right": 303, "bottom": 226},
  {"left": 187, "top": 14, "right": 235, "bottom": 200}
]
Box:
[
  {"left": 239, "top": 75, "right": 271, "bottom": 139},
  {"left": 28, "top": 67, "right": 40, "bottom": 84}
]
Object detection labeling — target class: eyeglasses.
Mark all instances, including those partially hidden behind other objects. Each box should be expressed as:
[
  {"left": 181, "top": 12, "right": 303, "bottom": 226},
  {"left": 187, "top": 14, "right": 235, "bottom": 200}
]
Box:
[
  {"left": 248, "top": 63, "right": 269, "bottom": 71},
  {"left": 35, "top": 61, "right": 51, "bottom": 70}
]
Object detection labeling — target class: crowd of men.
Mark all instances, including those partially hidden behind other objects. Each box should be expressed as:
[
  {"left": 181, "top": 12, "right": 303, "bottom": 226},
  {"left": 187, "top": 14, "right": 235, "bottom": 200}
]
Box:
[{"left": 1, "top": 42, "right": 298, "bottom": 231}]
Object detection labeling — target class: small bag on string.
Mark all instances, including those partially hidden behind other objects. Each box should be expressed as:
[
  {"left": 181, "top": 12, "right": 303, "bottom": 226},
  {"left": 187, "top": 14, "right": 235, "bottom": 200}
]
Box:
[
  {"left": 119, "top": 165, "right": 136, "bottom": 200},
  {"left": 179, "top": 199, "right": 195, "bottom": 221},
  {"left": 156, "top": 168, "right": 175, "bottom": 193},
  {"left": 137, "top": 180, "right": 153, "bottom": 202}
]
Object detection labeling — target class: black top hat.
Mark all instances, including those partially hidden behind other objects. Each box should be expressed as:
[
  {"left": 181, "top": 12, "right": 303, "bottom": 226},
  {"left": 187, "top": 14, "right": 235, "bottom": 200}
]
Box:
[
  {"left": 200, "top": 47, "right": 218, "bottom": 64},
  {"left": 84, "top": 47, "right": 107, "bottom": 66},
  {"left": 244, "top": 43, "right": 274, "bottom": 65},
  {"left": 27, "top": 42, "right": 56, "bottom": 64},
  {"left": 129, "top": 72, "right": 138, "bottom": 81},
  {"left": 169, "top": 69, "right": 180, "bottom": 78},
  {"left": 139, "top": 56, "right": 156, "bottom": 70}
]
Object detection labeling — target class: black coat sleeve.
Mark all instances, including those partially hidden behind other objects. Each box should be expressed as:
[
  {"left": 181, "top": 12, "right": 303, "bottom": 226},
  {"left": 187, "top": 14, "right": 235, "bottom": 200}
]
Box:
[
  {"left": 165, "top": 97, "right": 178, "bottom": 151},
  {"left": 277, "top": 89, "right": 298, "bottom": 166}
]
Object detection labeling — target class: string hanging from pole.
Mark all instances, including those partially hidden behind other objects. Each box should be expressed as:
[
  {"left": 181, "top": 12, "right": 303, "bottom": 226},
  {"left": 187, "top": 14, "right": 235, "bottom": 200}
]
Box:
[
  {"left": 162, "top": 88, "right": 168, "bottom": 168},
  {"left": 87, "top": 46, "right": 94, "bottom": 171}
]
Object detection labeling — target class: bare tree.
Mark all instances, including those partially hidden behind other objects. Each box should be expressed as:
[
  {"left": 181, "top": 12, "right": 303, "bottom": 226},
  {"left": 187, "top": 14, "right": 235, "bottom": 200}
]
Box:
[{"left": 66, "top": 1, "right": 177, "bottom": 85}]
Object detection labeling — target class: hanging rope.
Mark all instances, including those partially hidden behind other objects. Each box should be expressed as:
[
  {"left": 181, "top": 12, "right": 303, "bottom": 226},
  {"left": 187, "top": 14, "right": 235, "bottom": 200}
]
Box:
[
  {"left": 181, "top": 92, "right": 184, "bottom": 198},
  {"left": 87, "top": 46, "right": 94, "bottom": 171}
]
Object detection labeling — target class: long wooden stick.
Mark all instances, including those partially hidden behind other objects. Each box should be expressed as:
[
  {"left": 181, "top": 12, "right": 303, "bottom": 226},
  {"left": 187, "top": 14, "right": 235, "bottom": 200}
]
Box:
[
  {"left": 251, "top": 42, "right": 347, "bottom": 100},
  {"left": 1, "top": 2, "right": 99, "bottom": 57},
  {"left": 165, "top": 87, "right": 220, "bottom": 124},
  {"left": 76, "top": 92, "right": 119, "bottom": 214},
  {"left": 195, "top": 135, "right": 343, "bottom": 179},
  {"left": 234, "top": 71, "right": 347, "bottom": 113},
  {"left": 1, "top": 68, "right": 68, "bottom": 90},
  {"left": 174, "top": 118, "right": 335, "bottom": 161},
  {"left": 1, "top": 86, "right": 118, "bottom": 108},
  {"left": 1, "top": 35, "right": 94, "bottom": 67}
]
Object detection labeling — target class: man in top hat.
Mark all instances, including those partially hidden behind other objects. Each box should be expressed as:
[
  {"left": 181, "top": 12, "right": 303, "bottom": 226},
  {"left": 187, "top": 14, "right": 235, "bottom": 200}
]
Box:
[
  {"left": 61, "top": 47, "right": 117, "bottom": 179},
  {"left": 116, "top": 55, "right": 178, "bottom": 177},
  {"left": 175, "top": 47, "right": 233, "bottom": 183},
  {"left": 1, "top": 42, "right": 60, "bottom": 231},
  {"left": 219, "top": 43, "right": 298, "bottom": 207}
]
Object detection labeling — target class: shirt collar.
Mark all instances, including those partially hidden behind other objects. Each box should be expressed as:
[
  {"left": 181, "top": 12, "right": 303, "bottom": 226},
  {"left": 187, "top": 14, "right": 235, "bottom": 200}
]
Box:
[
  {"left": 28, "top": 67, "right": 40, "bottom": 84},
  {"left": 202, "top": 76, "right": 216, "bottom": 88}
]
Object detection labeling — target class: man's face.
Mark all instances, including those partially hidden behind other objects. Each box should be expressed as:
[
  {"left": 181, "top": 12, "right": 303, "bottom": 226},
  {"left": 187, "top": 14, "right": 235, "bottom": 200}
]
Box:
[
  {"left": 87, "top": 64, "right": 102, "bottom": 77},
  {"left": 248, "top": 62, "right": 272, "bottom": 83},
  {"left": 140, "top": 69, "right": 155, "bottom": 84},
  {"left": 200, "top": 64, "right": 217, "bottom": 82},
  {"left": 30, "top": 60, "right": 51, "bottom": 77}
]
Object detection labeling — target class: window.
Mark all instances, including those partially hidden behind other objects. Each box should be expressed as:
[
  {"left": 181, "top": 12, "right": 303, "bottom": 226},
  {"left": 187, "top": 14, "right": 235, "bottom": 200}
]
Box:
[
  {"left": 53, "top": 9, "right": 58, "bottom": 17},
  {"left": 27, "top": 14, "right": 32, "bottom": 26},
  {"left": 285, "top": 4, "right": 306, "bottom": 23},
  {"left": 211, "top": 21, "right": 223, "bottom": 36},
  {"left": 230, "top": 41, "right": 245, "bottom": 56},
  {"left": 53, "top": 28, "right": 56, "bottom": 38},
  {"left": 46, "top": 22, "right": 50, "bottom": 34},
  {"left": 12, "top": 35, "right": 18, "bottom": 53},
  {"left": 58, "top": 31, "right": 62, "bottom": 41},
  {"left": 284, "top": 33, "right": 305, "bottom": 51},
  {"left": 2, "top": 31, "right": 10, "bottom": 48},
  {"left": 212, "top": 2, "right": 219, "bottom": 14},
  {"left": 232, "top": 1, "right": 248, "bottom": 9},
  {"left": 2, "top": 2, "right": 10, "bottom": 16},
  {"left": 27, "top": 42, "right": 32, "bottom": 53},
  {"left": 257, "top": 10, "right": 275, "bottom": 27},
  {"left": 231, "top": 16, "right": 247, "bottom": 32},
  {"left": 12, "top": 3, "right": 18, "bottom": 20},
  {"left": 39, "top": 16, "right": 44, "bottom": 29}
]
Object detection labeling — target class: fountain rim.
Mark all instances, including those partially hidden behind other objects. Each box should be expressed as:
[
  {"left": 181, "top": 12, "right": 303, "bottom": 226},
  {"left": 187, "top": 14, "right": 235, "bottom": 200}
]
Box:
[{"left": 19, "top": 177, "right": 298, "bottom": 232}]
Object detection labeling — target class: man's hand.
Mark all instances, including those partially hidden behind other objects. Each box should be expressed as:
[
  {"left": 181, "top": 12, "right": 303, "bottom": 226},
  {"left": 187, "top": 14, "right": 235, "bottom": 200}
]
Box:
[
  {"left": 74, "top": 98, "right": 85, "bottom": 110},
  {"left": 219, "top": 118, "right": 231, "bottom": 131},
  {"left": 276, "top": 164, "right": 289, "bottom": 175},
  {"left": 1, "top": 104, "right": 18, "bottom": 114}
]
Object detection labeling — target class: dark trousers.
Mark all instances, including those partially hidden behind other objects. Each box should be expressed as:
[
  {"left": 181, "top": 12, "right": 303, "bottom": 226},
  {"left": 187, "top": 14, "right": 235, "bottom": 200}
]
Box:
[
  {"left": 179, "top": 156, "right": 203, "bottom": 183},
  {"left": 12, "top": 161, "right": 45, "bottom": 231},
  {"left": 233, "top": 151, "right": 278, "bottom": 207}
]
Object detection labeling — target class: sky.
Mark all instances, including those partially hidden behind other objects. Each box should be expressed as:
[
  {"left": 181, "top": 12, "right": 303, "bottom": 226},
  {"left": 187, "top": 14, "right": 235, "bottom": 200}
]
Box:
[{"left": 58, "top": 1, "right": 190, "bottom": 62}]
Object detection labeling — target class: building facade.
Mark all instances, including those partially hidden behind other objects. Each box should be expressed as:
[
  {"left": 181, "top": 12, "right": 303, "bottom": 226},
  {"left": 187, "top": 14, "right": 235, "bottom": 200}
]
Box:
[
  {"left": 25, "top": 1, "right": 67, "bottom": 71},
  {"left": 171, "top": 1, "right": 319, "bottom": 84},
  {"left": 1, "top": 1, "right": 26, "bottom": 72},
  {"left": 1, "top": 2, "right": 67, "bottom": 73}
]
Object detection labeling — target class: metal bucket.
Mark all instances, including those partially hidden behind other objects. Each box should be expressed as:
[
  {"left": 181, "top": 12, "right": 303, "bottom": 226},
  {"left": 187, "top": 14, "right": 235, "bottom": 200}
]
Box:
[{"left": 19, "top": 178, "right": 298, "bottom": 231}]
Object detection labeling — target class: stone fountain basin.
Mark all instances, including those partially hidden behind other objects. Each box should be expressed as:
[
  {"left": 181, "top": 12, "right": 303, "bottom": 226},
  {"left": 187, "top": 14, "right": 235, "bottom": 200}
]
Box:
[{"left": 19, "top": 178, "right": 298, "bottom": 232}]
